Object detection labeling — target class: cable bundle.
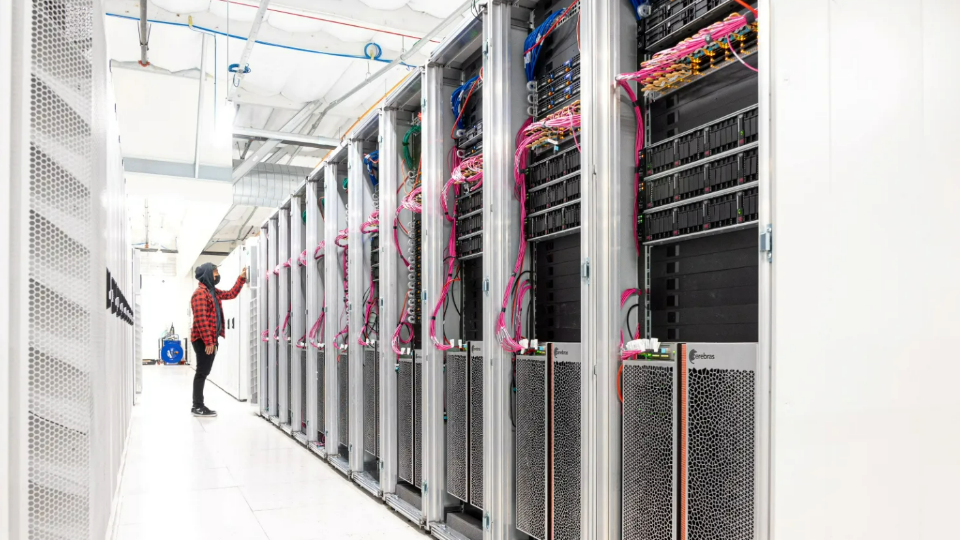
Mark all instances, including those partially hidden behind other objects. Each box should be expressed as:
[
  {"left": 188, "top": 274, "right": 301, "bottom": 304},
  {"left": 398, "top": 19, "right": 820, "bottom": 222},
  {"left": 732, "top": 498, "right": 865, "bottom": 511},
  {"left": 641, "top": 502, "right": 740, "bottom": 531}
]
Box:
[
  {"left": 363, "top": 151, "right": 380, "bottom": 187},
  {"left": 334, "top": 228, "right": 349, "bottom": 347},
  {"left": 281, "top": 307, "right": 291, "bottom": 342},
  {"left": 451, "top": 75, "right": 481, "bottom": 132},
  {"left": 261, "top": 329, "right": 270, "bottom": 342},
  {"left": 358, "top": 211, "right": 379, "bottom": 347},
  {"left": 616, "top": 13, "right": 754, "bottom": 94},
  {"left": 402, "top": 121, "right": 421, "bottom": 169},
  {"left": 298, "top": 249, "right": 307, "bottom": 266},
  {"left": 313, "top": 241, "right": 326, "bottom": 260},
  {"left": 391, "top": 187, "right": 422, "bottom": 354},
  {"left": 308, "top": 298, "right": 326, "bottom": 349},
  {"left": 428, "top": 154, "right": 484, "bottom": 351},
  {"left": 524, "top": 1, "right": 579, "bottom": 82}
]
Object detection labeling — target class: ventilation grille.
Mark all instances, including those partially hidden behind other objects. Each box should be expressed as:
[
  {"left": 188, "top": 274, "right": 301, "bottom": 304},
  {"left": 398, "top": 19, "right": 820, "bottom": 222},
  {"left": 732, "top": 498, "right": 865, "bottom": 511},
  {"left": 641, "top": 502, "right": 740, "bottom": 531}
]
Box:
[
  {"left": 413, "top": 358, "right": 423, "bottom": 489},
  {"left": 28, "top": 1, "right": 95, "bottom": 538},
  {"left": 469, "top": 352, "right": 484, "bottom": 509},
  {"left": 687, "top": 367, "right": 756, "bottom": 540},
  {"left": 317, "top": 351, "right": 325, "bottom": 442},
  {"left": 338, "top": 350, "right": 349, "bottom": 454},
  {"left": 515, "top": 356, "right": 547, "bottom": 540},
  {"left": 248, "top": 287, "right": 259, "bottom": 403},
  {"left": 397, "top": 357, "right": 414, "bottom": 484},
  {"left": 363, "top": 346, "right": 380, "bottom": 459},
  {"left": 622, "top": 363, "right": 676, "bottom": 540},
  {"left": 300, "top": 350, "right": 307, "bottom": 431},
  {"left": 445, "top": 352, "right": 469, "bottom": 502},
  {"left": 553, "top": 359, "right": 581, "bottom": 540}
]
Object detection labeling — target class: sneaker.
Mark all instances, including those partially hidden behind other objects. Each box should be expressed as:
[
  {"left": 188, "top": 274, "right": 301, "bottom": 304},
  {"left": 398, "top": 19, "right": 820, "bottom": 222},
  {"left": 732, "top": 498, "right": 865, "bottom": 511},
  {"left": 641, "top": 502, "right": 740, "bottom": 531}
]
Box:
[{"left": 191, "top": 406, "right": 217, "bottom": 417}]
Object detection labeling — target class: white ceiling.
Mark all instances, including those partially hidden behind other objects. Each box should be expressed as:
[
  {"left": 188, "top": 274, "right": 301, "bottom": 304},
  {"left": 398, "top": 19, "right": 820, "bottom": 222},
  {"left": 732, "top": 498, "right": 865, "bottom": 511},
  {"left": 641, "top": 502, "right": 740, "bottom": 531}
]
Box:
[{"left": 107, "top": 0, "right": 466, "bottom": 275}]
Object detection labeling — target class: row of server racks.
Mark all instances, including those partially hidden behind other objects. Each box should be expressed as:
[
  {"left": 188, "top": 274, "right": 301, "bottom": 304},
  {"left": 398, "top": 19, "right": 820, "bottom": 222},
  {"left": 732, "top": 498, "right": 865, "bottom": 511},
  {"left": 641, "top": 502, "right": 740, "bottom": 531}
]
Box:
[{"left": 255, "top": 1, "right": 768, "bottom": 540}]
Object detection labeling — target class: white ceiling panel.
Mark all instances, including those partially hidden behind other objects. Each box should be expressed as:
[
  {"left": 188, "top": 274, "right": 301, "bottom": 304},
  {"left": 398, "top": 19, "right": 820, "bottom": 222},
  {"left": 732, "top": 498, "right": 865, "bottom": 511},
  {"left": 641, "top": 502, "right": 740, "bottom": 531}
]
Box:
[{"left": 113, "top": 69, "right": 199, "bottom": 162}]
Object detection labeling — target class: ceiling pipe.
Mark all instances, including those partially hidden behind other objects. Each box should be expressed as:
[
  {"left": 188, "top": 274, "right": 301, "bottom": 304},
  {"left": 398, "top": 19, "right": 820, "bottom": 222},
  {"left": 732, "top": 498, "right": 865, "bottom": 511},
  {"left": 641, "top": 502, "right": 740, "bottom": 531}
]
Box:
[
  {"left": 230, "top": 0, "right": 272, "bottom": 91},
  {"left": 231, "top": 0, "right": 474, "bottom": 179},
  {"left": 194, "top": 33, "right": 208, "bottom": 179},
  {"left": 138, "top": 0, "right": 150, "bottom": 66},
  {"left": 231, "top": 101, "right": 322, "bottom": 181},
  {"left": 233, "top": 126, "right": 339, "bottom": 148}
]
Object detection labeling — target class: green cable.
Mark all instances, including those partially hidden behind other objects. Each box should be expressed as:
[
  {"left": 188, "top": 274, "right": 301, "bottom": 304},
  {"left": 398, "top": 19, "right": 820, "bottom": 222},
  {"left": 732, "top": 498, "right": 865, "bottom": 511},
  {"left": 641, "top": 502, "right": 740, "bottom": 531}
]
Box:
[{"left": 401, "top": 124, "right": 422, "bottom": 170}]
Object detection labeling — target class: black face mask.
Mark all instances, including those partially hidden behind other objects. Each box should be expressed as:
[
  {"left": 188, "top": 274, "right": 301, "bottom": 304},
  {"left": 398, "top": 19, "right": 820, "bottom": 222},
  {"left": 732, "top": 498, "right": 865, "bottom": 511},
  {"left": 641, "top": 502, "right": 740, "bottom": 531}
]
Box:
[{"left": 213, "top": 275, "right": 221, "bottom": 285}]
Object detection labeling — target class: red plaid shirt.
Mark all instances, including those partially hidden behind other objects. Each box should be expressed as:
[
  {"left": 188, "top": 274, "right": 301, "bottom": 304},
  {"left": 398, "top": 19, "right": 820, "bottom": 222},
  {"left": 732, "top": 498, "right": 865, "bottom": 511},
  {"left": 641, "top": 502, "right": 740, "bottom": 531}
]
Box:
[{"left": 190, "top": 276, "right": 246, "bottom": 345}]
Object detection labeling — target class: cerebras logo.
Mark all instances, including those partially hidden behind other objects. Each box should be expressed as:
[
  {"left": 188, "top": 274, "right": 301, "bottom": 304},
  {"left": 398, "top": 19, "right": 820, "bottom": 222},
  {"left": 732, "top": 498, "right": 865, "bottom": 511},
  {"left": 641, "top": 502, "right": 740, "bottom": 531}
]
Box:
[{"left": 688, "top": 348, "right": 715, "bottom": 364}]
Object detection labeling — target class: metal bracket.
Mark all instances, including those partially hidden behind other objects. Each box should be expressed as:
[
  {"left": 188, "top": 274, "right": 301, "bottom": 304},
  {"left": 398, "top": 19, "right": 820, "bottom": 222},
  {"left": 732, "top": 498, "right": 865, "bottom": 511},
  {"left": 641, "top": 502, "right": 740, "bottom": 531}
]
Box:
[
  {"left": 483, "top": 39, "right": 490, "bottom": 58},
  {"left": 581, "top": 259, "right": 591, "bottom": 281},
  {"left": 759, "top": 224, "right": 773, "bottom": 263},
  {"left": 484, "top": 513, "right": 490, "bottom": 530},
  {"left": 483, "top": 277, "right": 490, "bottom": 295}
]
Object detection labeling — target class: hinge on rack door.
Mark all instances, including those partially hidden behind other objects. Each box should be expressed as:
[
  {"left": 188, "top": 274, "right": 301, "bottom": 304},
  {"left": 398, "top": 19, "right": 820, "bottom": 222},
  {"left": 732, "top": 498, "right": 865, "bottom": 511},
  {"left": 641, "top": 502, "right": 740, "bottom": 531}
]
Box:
[{"left": 759, "top": 224, "right": 773, "bottom": 263}]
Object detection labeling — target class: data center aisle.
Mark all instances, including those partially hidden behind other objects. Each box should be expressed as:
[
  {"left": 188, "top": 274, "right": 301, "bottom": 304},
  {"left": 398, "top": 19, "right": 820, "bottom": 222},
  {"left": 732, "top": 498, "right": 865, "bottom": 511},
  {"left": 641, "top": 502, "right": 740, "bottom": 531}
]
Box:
[{"left": 116, "top": 366, "right": 423, "bottom": 540}]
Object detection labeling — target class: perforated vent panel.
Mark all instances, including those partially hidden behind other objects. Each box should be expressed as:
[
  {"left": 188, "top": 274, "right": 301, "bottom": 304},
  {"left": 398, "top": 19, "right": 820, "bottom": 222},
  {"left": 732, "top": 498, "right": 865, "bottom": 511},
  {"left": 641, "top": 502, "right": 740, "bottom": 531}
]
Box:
[
  {"left": 249, "top": 286, "right": 259, "bottom": 403},
  {"left": 413, "top": 358, "right": 423, "bottom": 489},
  {"left": 445, "top": 352, "right": 469, "bottom": 502},
  {"left": 469, "top": 351, "right": 484, "bottom": 509},
  {"left": 516, "top": 356, "right": 547, "bottom": 540},
  {"left": 553, "top": 358, "right": 581, "bottom": 540},
  {"left": 687, "top": 368, "right": 756, "bottom": 540},
  {"left": 622, "top": 363, "right": 676, "bottom": 540},
  {"left": 397, "top": 357, "right": 414, "bottom": 484},
  {"left": 317, "top": 351, "right": 325, "bottom": 441},
  {"left": 28, "top": 0, "right": 96, "bottom": 537},
  {"left": 300, "top": 350, "right": 307, "bottom": 430},
  {"left": 363, "top": 346, "right": 380, "bottom": 458},
  {"left": 338, "top": 350, "right": 349, "bottom": 453}
]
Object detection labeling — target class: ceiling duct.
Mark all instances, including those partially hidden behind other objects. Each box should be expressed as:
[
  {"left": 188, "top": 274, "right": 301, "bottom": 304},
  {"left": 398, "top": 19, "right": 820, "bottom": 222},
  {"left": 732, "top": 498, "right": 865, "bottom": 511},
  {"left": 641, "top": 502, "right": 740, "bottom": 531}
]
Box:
[{"left": 231, "top": 160, "right": 312, "bottom": 208}]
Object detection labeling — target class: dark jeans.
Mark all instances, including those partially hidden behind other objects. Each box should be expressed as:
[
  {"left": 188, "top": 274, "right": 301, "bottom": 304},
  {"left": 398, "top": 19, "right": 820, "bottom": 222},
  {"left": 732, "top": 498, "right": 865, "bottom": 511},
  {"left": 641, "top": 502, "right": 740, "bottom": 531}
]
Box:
[{"left": 191, "top": 339, "right": 217, "bottom": 408}]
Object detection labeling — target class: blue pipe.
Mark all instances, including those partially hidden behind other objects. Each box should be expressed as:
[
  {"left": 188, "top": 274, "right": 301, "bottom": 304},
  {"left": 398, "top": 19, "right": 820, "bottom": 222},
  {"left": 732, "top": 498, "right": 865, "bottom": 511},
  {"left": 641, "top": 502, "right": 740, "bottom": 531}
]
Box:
[{"left": 106, "top": 13, "right": 415, "bottom": 67}]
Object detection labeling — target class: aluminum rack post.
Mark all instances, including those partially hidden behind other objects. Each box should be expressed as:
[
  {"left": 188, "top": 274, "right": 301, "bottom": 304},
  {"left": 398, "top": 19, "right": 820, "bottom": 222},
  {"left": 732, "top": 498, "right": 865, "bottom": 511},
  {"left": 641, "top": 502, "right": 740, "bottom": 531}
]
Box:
[
  {"left": 278, "top": 205, "right": 291, "bottom": 426},
  {"left": 305, "top": 179, "right": 322, "bottom": 442},
  {"left": 580, "top": 0, "right": 641, "bottom": 539},
  {"left": 347, "top": 138, "right": 372, "bottom": 473},
  {"left": 259, "top": 225, "right": 270, "bottom": 417},
  {"left": 421, "top": 61, "right": 450, "bottom": 525},
  {"left": 378, "top": 107, "right": 401, "bottom": 497},
  {"left": 481, "top": 3, "right": 525, "bottom": 538},
  {"left": 323, "top": 162, "right": 346, "bottom": 456},
  {"left": 291, "top": 195, "right": 305, "bottom": 434},
  {"left": 267, "top": 217, "right": 279, "bottom": 419}
]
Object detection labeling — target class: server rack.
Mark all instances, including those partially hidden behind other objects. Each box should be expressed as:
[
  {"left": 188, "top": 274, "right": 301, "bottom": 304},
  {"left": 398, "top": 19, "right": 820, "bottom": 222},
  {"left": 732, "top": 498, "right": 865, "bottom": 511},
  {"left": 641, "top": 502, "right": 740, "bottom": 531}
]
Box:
[
  {"left": 267, "top": 216, "right": 280, "bottom": 423},
  {"left": 259, "top": 224, "right": 271, "bottom": 418},
  {"left": 323, "top": 149, "right": 351, "bottom": 474},
  {"left": 621, "top": 2, "right": 761, "bottom": 540},
  {"left": 348, "top": 116, "right": 383, "bottom": 495},
  {"left": 279, "top": 204, "right": 292, "bottom": 430},
  {"left": 291, "top": 194, "right": 308, "bottom": 440},
  {"left": 305, "top": 177, "right": 326, "bottom": 450}
]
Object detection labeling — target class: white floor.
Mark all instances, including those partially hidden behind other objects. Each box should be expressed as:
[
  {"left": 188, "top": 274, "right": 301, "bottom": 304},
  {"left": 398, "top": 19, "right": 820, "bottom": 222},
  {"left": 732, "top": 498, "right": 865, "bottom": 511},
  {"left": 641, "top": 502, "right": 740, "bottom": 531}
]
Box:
[{"left": 117, "top": 365, "right": 423, "bottom": 540}]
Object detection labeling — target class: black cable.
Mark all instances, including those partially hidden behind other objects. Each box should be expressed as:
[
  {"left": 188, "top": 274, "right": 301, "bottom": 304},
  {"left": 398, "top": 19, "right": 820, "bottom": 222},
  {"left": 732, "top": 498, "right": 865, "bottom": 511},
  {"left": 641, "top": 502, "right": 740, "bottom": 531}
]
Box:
[{"left": 625, "top": 302, "right": 639, "bottom": 340}]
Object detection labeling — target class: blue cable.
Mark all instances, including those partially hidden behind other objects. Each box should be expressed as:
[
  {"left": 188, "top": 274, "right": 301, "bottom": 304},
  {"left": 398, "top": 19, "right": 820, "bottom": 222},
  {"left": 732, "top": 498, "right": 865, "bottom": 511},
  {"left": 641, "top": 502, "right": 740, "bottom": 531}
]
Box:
[
  {"left": 450, "top": 75, "right": 480, "bottom": 130},
  {"left": 524, "top": 10, "right": 563, "bottom": 82},
  {"left": 363, "top": 151, "right": 379, "bottom": 188},
  {"left": 629, "top": 0, "right": 649, "bottom": 20},
  {"left": 105, "top": 13, "right": 415, "bottom": 67}
]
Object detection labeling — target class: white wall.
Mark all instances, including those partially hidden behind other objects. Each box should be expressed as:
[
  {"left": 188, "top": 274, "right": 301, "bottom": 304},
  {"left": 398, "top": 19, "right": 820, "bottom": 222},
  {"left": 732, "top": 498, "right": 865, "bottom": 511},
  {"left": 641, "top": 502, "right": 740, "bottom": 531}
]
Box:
[{"left": 769, "top": 1, "right": 960, "bottom": 539}]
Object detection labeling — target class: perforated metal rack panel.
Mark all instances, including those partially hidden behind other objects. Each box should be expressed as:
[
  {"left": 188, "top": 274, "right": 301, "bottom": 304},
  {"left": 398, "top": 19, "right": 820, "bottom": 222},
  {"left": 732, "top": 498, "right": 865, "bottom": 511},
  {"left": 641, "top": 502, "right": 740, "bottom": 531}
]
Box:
[
  {"left": 445, "top": 351, "right": 469, "bottom": 502},
  {"left": 317, "top": 350, "right": 325, "bottom": 440},
  {"left": 552, "top": 345, "right": 582, "bottom": 540},
  {"left": 413, "top": 355, "right": 423, "bottom": 488},
  {"left": 398, "top": 355, "right": 415, "bottom": 484},
  {"left": 516, "top": 355, "right": 547, "bottom": 540},
  {"left": 363, "top": 346, "right": 380, "bottom": 458},
  {"left": 683, "top": 343, "right": 757, "bottom": 540},
  {"left": 338, "top": 349, "right": 349, "bottom": 453},
  {"left": 249, "top": 287, "right": 259, "bottom": 403},
  {"left": 28, "top": 0, "right": 98, "bottom": 537},
  {"left": 300, "top": 350, "right": 307, "bottom": 430},
  {"left": 469, "top": 346, "right": 484, "bottom": 509},
  {"left": 622, "top": 361, "right": 677, "bottom": 540}
]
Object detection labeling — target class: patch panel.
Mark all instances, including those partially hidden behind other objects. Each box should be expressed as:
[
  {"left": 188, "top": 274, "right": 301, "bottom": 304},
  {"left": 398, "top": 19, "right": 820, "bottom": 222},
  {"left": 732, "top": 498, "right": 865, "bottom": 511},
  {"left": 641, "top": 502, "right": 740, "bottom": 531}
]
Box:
[
  {"left": 457, "top": 122, "right": 483, "bottom": 149},
  {"left": 642, "top": 188, "right": 759, "bottom": 243},
  {"left": 535, "top": 80, "right": 581, "bottom": 119},
  {"left": 644, "top": 105, "right": 757, "bottom": 176},
  {"left": 644, "top": 147, "right": 758, "bottom": 209},
  {"left": 412, "top": 214, "right": 423, "bottom": 349}
]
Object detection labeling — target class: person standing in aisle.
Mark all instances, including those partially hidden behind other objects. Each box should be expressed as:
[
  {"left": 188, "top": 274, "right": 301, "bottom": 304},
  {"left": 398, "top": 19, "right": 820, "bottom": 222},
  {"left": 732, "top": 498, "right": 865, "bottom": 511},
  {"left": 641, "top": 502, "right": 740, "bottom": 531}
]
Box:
[{"left": 190, "top": 262, "right": 246, "bottom": 417}]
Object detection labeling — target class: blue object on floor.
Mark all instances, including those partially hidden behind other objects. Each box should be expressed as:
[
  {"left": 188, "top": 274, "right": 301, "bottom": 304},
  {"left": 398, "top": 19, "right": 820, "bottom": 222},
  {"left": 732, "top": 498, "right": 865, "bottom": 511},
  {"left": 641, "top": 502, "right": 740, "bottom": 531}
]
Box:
[{"left": 161, "top": 339, "right": 184, "bottom": 365}]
